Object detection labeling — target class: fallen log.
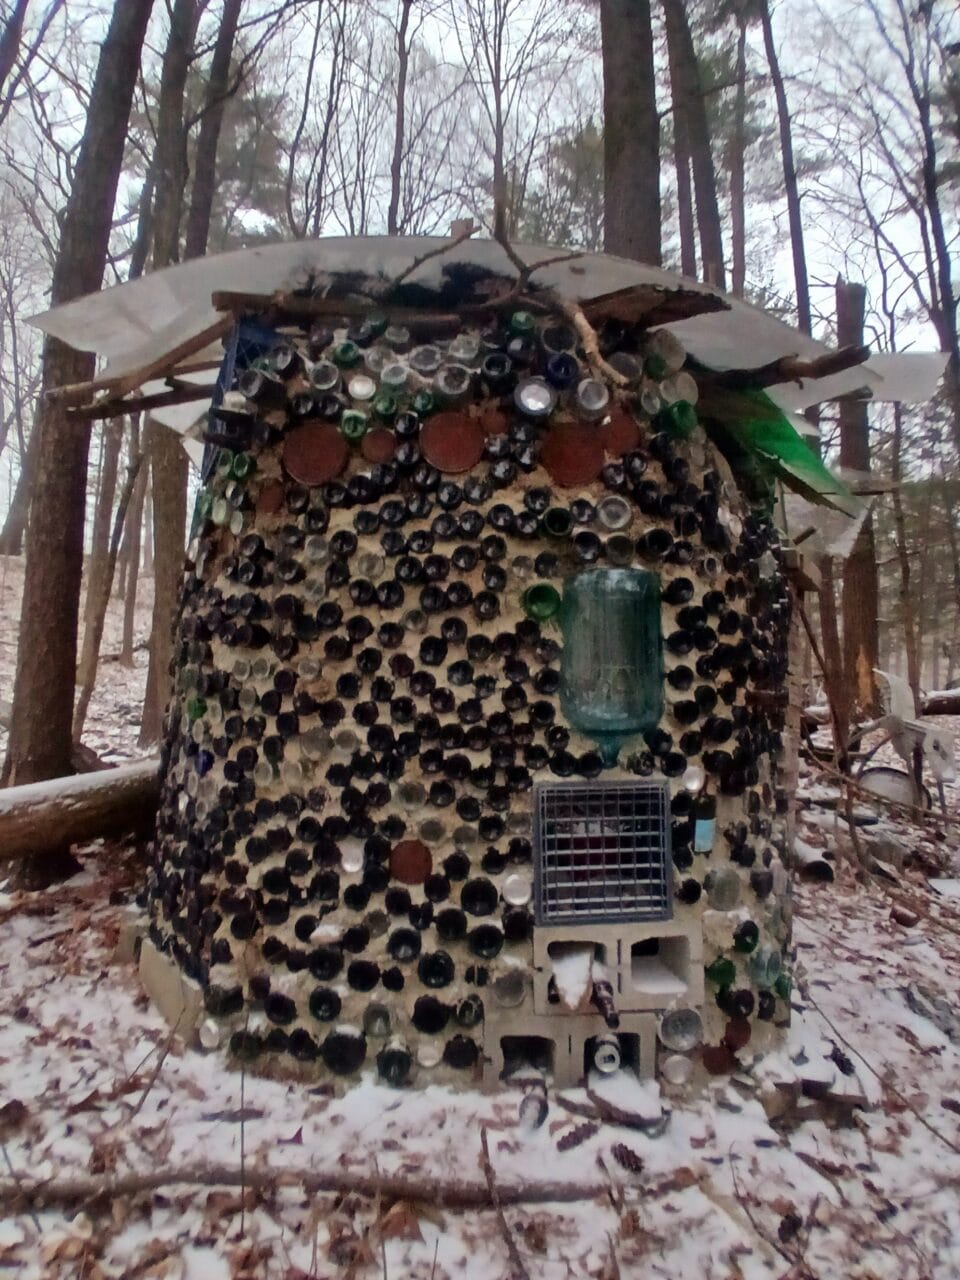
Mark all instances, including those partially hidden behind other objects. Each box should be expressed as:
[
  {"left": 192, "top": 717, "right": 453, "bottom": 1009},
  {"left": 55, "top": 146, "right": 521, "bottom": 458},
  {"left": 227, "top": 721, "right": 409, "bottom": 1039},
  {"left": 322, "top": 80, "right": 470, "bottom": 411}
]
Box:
[
  {"left": 921, "top": 689, "right": 960, "bottom": 716},
  {"left": 0, "top": 758, "right": 161, "bottom": 862},
  {"left": 0, "top": 1162, "right": 612, "bottom": 1211}
]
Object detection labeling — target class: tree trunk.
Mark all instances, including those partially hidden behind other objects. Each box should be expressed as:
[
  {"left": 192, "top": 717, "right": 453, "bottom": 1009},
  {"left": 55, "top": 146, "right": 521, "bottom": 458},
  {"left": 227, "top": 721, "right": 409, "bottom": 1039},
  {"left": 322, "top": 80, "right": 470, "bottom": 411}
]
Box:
[
  {"left": 73, "top": 431, "right": 144, "bottom": 742},
  {"left": 387, "top": 0, "right": 413, "bottom": 236},
  {"left": 120, "top": 427, "right": 146, "bottom": 666},
  {"left": 139, "top": 423, "right": 187, "bottom": 746},
  {"left": 0, "top": 416, "right": 37, "bottom": 554},
  {"left": 143, "top": 479, "right": 154, "bottom": 575},
  {"left": 836, "top": 278, "right": 879, "bottom": 718},
  {"left": 0, "top": 0, "right": 30, "bottom": 99},
  {"left": 817, "top": 556, "right": 849, "bottom": 754},
  {"left": 73, "top": 417, "right": 124, "bottom": 741},
  {"left": 729, "top": 14, "right": 748, "bottom": 297},
  {"left": 0, "top": 759, "right": 160, "bottom": 871},
  {"left": 600, "top": 0, "right": 661, "bottom": 265},
  {"left": 2, "top": 0, "right": 154, "bottom": 891},
  {"left": 662, "top": 0, "right": 725, "bottom": 289},
  {"left": 758, "top": 0, "right": 810, "bottom": 333},
  {"left": 673, "top": 94, "right": 697, "bottom": 278},
  {"left": 139, "top": 0, "right": 200, "bottom": 749},
  {"left": 183, "top": 0, "right": 242, "bottom": 259}
]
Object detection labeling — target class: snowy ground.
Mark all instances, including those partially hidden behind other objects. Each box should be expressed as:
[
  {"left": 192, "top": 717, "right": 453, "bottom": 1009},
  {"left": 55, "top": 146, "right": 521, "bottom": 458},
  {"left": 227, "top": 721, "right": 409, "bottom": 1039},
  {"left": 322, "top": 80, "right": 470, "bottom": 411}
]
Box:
[
  {"left": 1, "top": 841, "right": 960, "bottom": 1279},
  {"left": 2, "top": 555, "right": 960, "bottom": 1276}
]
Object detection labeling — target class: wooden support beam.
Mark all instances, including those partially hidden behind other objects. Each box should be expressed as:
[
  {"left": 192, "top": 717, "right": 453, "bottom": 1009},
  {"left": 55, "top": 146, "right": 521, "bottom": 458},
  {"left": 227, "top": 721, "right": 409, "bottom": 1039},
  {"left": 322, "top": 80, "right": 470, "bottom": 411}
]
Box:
[
  {"left": 211, "top": 289, "right": 466, "bottom": 333},
  {"left": 67, "top": 383, "right": 216, "bottom": 422},
  {"left": 0, "top": 759, "right": 161, "bottom": 863},
  {"left": 47, "top": 314, "right": 233, "bottom": 407},
  {"left": 709, "top": 343, "right": 871, "bottom": 391}
]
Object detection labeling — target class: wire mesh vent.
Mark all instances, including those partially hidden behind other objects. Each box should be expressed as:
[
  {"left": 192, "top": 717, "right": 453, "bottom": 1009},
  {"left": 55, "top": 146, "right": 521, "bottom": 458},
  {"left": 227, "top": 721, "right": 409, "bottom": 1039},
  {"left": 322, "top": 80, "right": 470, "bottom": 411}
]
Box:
[{"left": 533, "top": 781, "right": 672, "bottom": 925}]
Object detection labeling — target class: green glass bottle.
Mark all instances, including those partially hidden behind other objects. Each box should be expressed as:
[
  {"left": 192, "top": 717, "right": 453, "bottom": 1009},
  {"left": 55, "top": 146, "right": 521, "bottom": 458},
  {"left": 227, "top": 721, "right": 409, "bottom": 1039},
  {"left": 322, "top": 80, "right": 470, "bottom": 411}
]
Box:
[
  {"left": 332, "top": 339, "right": 361, "bottom": 368},
  {"left": 510, "top": 309, "right": 536, "bottom": 336},
  {"left": 657, "top": 400, "right": 698, "bottom": 439},
  {"left": 558, "top": 569, "right": 662, "bottom": 764},
  {"left": 340, "top": 410, "right": 369, "bottom": 442},
  {"left": 229, "top": 452, "right": 255, "bottom": 481},
  {"left": 372, "top": 391, "right": 398, "bottom": 421},
  {"left": 705, "top": 956, "right": 736, "bottom": 987},
  {"left": 412, "top": 389, "right": 434, "bottom": 417},
  {"left": 186, "top": 696, "right": 207, "bottom": 723},
  {"left": 522, "top": 583, "right": 562, "bottom": 622}
]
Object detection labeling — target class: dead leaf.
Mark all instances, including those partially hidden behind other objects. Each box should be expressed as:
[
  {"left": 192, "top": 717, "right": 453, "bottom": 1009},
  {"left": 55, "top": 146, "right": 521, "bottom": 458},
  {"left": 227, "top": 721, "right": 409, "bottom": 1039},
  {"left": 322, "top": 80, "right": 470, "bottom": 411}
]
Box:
[
  {"left": 0, "top": 1098, "right": 28, "bottom": 1135},
  {"left": 379, "top": 1199, "right": 424, "bottom": 1242},
  {"left": 278, "top": 1125, "right": 303, "bottom": 1145}
]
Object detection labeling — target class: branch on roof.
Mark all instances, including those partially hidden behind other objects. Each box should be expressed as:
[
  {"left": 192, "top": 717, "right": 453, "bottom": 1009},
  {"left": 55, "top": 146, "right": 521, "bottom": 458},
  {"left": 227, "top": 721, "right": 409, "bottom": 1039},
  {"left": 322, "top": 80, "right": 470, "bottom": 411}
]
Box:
[{"left": 708, "top": 344, "right": 871, "bottom": 391}]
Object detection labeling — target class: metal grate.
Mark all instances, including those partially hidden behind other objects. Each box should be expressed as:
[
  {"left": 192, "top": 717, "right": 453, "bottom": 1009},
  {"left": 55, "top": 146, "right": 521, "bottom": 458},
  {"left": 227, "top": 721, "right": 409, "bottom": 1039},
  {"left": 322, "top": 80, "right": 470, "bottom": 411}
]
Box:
[{"left": 533, "top": 781, "right": 672, "bottom": 925}]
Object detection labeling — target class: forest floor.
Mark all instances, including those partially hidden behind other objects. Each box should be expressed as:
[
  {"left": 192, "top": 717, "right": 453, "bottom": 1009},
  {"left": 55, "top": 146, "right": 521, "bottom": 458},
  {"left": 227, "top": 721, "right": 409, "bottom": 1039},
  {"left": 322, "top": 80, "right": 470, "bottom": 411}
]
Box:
[{"left": 1, "top": 555, "right": 960, "bottom": 1278}]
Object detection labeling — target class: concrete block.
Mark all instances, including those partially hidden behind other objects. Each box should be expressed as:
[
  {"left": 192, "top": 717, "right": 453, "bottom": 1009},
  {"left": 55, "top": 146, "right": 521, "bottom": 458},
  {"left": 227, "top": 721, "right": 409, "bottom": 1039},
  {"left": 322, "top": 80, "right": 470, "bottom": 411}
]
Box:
[
  {"left": 481, "top": 1008, "right": 658, "bottom": 1091},
  {"left": 114, "top": 906, "right": 146, "bottom": 964},
  {"left": 532, "top": 919, "right": 704, "bottom": 1015},
  {"left": 139, "top": 937, "right": 203, "bottom": 1042}
]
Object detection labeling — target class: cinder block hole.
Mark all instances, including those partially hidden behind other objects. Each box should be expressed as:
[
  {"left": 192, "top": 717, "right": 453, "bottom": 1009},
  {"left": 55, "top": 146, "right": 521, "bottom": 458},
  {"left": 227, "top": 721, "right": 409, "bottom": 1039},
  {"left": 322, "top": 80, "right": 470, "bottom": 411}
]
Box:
[
  {"left": 630, "top": 937, "right": 690, "bottom": 996},
  {"left": 547, "top": 940, "right": 608, "bottom": 964},
  {"left": 583, "top": 1032, "right": 641, "bottom": 1078},
  {"left": 500, "top": 1035, "right": 555, "bottom": 1078}
]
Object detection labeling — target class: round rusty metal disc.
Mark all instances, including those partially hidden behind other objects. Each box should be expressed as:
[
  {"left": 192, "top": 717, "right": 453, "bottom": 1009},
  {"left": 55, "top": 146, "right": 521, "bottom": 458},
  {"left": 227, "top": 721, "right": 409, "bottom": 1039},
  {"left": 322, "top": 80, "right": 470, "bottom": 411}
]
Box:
[
  {"left": 701, "top": 1043, "right": 737, "bottom": 1075},
  {"left": 601, "top": 405, "right": 641, "bottom": 458},
  {"left": 389, "top": 839, "right": 433, "bottom": 885},
  {"left": 361, "top": 427, "right": 397, "bottom": 464},
  {"left": 419, "top": 412, "right": 485, "bottom": 474},
  {"left": 540, "top": 426, "right": 605, "bottom": 488},
  {"left": 256, "top": 479, "right": 285, "bottom": 515},
  {"left": 282, "top": 422, "right": 348, "bottom": 486}
]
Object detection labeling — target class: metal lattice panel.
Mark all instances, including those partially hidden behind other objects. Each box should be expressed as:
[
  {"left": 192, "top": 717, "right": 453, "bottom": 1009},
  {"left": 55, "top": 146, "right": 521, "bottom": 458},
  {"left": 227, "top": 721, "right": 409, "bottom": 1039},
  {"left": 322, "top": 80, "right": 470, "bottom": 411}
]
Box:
[{"left": 533, "top": 781, "right": 672, "bottom": 925}]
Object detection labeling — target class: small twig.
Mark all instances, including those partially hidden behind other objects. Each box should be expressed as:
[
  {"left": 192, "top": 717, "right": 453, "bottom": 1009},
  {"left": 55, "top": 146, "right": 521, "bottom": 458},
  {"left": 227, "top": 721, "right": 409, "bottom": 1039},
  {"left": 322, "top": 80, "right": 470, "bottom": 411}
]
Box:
[
  {"left": 429, "top": 1238, "right": 439, "bottom": 1280},
  {"left": 390, "top": 225, "right": 478, "bottom": 290},
  {"left": 479, "top": 1126, "right": 531, "bottom": 1280},
  {"left": 1, "top": 1142, "right": 40, "bottom": 1232},
  {"left": 794, "top": 1152, "right": 849, "bottom": 1205},
  {"left": 801, "top": 986, "right": 960, "bottom": 1158},
  {"left": 127, "top": 1023, "right": 179, "bottom": 1120},
  {"left": 728, "top": 1147, "right": 814, "bottom": 1277},
  {"left": 550, "top": 293, "right": 629, "bottom": 388}
]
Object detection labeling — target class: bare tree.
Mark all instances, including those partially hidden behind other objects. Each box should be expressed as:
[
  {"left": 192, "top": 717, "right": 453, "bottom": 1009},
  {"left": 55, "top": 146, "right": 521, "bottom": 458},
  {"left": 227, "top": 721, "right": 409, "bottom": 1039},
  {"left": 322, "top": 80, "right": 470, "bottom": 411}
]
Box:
[
  {"left": 663, "top": 0, "right": 726, "bottom": 288},
  {"left": 758, "top": 0, "right": 811, "bottom": 332},
  {"left": 600, "top": 0, "right": 661, "bottom": 265},
  {"left": 2, "top": 0, "right": 154, "bottom": 886},
  {"left": 139, "top": 0, "right": 203, "bottom": 747},
  {"left": 450, "top": 0, "right": 585, "bottom": 239}
]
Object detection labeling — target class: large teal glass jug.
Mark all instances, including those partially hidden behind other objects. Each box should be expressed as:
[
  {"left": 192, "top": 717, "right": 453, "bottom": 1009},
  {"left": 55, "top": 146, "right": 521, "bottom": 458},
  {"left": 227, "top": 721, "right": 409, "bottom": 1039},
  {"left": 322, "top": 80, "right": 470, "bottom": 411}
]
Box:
[{"left": 559, "top": 568, "right": 663, "bottom": 764}]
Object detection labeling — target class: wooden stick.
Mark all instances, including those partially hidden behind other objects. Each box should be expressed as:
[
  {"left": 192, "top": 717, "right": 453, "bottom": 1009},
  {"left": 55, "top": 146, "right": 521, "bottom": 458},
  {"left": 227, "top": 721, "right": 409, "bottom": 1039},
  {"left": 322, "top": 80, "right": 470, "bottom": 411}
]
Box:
[
  {"left": 709, "top": 343, "right": 871, "bottom": 392},
  {"left": 389, "top": 224, "right": 478, "bottom": 289},
  {"left": 0, "top": 1164, "right": 611, "bottom": 1212},
  {"left": 479, "top": 1127, "right": 531, "bottom": 1280},
  {"left": 48, "top": 314, "right": 233, "bottom": 406},
  {"left": 67, "top": 383, "right": 217, "bottom": 423}
]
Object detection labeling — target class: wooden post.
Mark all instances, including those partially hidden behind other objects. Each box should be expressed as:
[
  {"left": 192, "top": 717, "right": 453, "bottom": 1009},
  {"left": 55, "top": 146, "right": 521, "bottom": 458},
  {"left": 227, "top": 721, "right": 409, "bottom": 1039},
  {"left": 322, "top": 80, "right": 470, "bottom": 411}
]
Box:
[{"left": 837, "top": 277, "right": 880, "bottom": 717}]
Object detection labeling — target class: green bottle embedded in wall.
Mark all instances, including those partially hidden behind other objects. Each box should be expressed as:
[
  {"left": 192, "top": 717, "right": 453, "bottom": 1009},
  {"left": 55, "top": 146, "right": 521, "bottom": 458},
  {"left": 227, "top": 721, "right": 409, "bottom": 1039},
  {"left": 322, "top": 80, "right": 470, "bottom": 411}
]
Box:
[{"left": 559, "top": 568, "right": 663, "bottom": 766}]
